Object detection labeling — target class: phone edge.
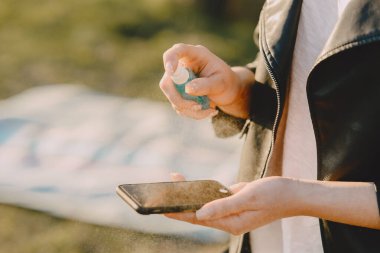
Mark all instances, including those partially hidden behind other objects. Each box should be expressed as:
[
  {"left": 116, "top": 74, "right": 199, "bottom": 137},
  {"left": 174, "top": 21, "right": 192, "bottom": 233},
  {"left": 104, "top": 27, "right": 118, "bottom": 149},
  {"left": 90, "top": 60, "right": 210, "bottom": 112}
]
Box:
[{"left": 115, "top": 186, "right": 151, "bottom": 215}]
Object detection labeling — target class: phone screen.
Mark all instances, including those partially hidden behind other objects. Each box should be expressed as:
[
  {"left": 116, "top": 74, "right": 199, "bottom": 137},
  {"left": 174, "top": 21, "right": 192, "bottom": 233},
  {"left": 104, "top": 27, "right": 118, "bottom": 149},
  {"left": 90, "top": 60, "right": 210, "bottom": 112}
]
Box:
[{"left": 117, "top": 180, "right": 231, "bottom": 214}]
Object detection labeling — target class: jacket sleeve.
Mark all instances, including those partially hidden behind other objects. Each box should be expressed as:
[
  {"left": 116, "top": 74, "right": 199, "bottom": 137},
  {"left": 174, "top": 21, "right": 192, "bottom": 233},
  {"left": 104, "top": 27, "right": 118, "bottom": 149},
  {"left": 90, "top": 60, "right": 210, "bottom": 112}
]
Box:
[
  {"left": 247, "top": 80, "right": 277, "bottom": 130},
  {"left": 211, "top": 110, "right": 246, "bottom": 138}
]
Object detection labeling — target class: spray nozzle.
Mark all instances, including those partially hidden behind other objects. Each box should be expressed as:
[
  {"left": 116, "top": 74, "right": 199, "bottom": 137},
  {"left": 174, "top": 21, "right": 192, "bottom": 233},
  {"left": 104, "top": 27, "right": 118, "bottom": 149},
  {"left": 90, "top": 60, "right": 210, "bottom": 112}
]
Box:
[{"left": 171, "top": 66, "right": 190, "bottom": 85}]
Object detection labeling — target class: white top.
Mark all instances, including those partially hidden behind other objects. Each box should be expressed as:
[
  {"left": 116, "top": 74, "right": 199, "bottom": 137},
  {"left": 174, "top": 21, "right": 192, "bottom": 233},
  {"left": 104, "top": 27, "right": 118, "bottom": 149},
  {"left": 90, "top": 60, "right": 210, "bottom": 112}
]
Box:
[{"left": 250, "top": 0, "right": 351, "bottom": 252}]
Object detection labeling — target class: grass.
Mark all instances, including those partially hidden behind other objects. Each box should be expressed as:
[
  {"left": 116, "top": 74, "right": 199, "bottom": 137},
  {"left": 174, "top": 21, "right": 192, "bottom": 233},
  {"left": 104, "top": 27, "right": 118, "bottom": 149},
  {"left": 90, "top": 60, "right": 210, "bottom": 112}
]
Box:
[
  {"left": 0, "top": 0, "right": 262, "bottom": 252},
  {"left": 0, "top": 204, "right": 227, "bottom": 253}
]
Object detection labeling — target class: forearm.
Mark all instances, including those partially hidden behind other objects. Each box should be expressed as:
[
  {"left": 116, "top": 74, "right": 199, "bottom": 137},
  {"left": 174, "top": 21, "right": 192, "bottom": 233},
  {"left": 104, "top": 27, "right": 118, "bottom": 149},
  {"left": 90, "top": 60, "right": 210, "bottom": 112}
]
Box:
[{"left": 294, "top": 179, "right": 380, "bottom": 229}]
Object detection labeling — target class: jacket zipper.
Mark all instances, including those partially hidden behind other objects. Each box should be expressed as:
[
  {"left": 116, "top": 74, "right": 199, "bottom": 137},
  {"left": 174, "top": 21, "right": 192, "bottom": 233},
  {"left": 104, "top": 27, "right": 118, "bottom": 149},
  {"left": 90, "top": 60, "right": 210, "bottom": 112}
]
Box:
[
  {"left": 258, "top": 13, "right": 282, "bottom": 179},
  {"left": 260, "top": 60, "right": 281, "bottom": 178}
]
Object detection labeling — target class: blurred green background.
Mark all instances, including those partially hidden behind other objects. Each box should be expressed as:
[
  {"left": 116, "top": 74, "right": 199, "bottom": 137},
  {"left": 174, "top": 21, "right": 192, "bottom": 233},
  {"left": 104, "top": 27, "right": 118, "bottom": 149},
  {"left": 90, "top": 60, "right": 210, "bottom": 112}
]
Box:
[
  {"left": 0, "top": 0, "right": 263, "bottom": 252},
  {"left": 0, "top": 0, "right": 262, "bottom": 100}
]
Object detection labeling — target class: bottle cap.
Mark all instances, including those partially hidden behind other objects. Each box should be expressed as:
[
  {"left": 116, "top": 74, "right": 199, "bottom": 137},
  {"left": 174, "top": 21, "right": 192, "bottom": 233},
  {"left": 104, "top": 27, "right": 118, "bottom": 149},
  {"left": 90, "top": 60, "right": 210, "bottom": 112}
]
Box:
[{"left": 171, "top": 66, "right": 189, "bottom": 85}]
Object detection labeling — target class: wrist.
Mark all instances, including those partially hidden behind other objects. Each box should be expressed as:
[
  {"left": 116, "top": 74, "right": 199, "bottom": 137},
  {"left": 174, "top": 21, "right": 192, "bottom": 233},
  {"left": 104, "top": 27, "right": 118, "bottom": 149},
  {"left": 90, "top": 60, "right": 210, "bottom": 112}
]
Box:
[
  {"left": 231, "top": 66, "right": 255, "bottom": 86},
  {"left": 277, "top": 177, "right": 307, "bottom": 217},
  {"left": 288, "top": 178, "right": 316, "bottom": 217},
  {"left": 258, "top": 177, "right": 305, "bottom": 218},
  {"left": 216, "top": 66, "right": 254, "bottom": 119}
]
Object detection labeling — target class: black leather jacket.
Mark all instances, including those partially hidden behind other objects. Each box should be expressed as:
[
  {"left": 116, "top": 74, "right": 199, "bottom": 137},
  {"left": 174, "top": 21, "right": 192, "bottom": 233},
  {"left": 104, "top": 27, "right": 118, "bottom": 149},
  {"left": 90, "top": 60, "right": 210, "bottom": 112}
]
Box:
[{"left": 213, "top": 0, "right": 380, "bottom": 252}]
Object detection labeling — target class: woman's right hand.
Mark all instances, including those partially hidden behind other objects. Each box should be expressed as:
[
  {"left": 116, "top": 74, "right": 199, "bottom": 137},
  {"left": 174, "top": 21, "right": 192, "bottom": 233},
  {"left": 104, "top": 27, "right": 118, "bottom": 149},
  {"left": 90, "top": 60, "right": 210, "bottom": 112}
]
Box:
[{"left": 160, "top": 43, "right": 255, "bottom": 120}]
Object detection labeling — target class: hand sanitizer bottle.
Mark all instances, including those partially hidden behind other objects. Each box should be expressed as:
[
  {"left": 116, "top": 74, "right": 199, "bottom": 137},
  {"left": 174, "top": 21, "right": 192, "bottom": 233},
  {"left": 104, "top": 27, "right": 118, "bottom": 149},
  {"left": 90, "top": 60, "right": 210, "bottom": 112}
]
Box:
[{"left": 171, "top": 66, "right": 210, "bottom": 110}]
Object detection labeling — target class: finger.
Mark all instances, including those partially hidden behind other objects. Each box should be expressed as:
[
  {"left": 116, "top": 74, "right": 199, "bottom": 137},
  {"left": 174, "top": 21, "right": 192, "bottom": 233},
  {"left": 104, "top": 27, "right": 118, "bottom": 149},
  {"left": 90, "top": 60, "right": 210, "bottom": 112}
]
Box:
[
  {"left": 185, "top": 76, "right": 224, "bottom": 97},
  {"left": 167, "top": 210, "right": 263, "bottom": 236},
  {"left": 178, "top": 107, "right": 218, "bottom": 120},
  {"left": 159, "top": 72, "right": 200, "bottom": 110},
  {"left": 195, "top": 193, "right": 248, "bottom": 221},
  {"left": 229, "top": 182, "right": 248, "bottom": 194},
  {"left": 170, "top": 172, "right": 186, "bottom": 182},
  {"left": 185, "top": 76, "right": 239, "bottom": 108},
  {"left": 196, "top": 210, "right": 267, "bottom": 235},
  {"left": 164, "top": 212, "right": 198, "bottom": 224},
  {"left": 159, "top": 72, "right": 218, "bottom": 119},
  {"left": 164, "top": 211, "right": 239, "bottom": 229},
  {"left": 163, "top": 44, "right": 209, "bottom": 74}
]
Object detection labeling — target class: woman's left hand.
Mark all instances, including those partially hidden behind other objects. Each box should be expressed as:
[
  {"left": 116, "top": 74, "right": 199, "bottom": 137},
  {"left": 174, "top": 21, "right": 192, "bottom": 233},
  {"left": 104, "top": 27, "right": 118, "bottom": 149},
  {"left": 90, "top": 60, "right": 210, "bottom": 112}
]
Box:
[{"left": 165, "top": 176, "right": 300, "bottom": 235}]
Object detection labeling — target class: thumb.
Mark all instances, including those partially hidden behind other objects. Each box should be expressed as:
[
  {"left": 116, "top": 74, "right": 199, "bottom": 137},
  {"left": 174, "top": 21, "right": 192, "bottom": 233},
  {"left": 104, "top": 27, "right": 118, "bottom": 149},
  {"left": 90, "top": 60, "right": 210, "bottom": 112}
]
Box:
[
  {"left": 185, "top": 76, "right": 222, "bottom": 96},
  {"left": 229, "top": 182, "right": 248, "bottom": 194},
  {"left": 195, "top": 193, "right": 248, "bottom": 221}
]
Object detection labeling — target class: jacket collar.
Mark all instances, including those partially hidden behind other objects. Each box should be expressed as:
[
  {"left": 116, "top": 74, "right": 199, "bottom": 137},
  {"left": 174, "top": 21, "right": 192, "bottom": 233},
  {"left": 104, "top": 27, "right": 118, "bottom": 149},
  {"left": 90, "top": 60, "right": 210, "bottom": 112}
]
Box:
[
  {"left": 318, "top": 0, "right": 380, "bottom": 63},
  {"left": 260, "top": 0, "right": 302, "bottom": 85},
  {"left": 261, "top": 0, "right": 380, "bottom": 82}
]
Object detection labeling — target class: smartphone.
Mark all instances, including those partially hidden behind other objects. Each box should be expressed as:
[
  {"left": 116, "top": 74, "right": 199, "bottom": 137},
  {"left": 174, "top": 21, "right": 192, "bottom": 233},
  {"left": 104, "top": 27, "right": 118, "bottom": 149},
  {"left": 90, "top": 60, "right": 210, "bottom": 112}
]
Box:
[{"left": 116, "top": 180, "right": 232, "bottom": 215}]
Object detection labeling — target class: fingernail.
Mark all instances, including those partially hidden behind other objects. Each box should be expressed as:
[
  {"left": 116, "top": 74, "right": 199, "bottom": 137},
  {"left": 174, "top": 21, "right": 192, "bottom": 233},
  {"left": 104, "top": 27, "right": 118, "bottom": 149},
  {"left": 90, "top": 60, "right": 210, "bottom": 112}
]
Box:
[
  {"left": 165, "top": 63, "right": 174, "bottom": 74},
  {"left": 185, "top": 83, "right": 196, "bottom": 94},
  {"left": 170, "top": 172, "right": 179, "bottom": 181},
  {"left": 170, "top": 172, "right": 179, "bottom": 177},
  {"left": 170, "top": 172, "right": 186, "bottom": 182},
  {"left": 196, "top": 208, "right": 212, "bottom": 220}
]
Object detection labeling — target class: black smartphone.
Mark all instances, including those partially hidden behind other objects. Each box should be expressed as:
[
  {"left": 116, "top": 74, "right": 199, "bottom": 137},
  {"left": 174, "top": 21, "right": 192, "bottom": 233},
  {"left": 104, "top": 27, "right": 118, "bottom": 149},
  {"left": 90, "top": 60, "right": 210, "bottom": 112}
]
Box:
[{"left": 116, "top": 180, "right": 232, "bottom": 215}]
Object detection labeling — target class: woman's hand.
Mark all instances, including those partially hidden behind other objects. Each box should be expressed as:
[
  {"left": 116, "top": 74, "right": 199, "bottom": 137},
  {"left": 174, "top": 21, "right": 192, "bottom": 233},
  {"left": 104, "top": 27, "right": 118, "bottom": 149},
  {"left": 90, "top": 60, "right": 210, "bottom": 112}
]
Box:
[
  {"left": 165, "top": 176, "right": 380, "bottom": 234},
  {"left": 165, "top": 176, "right": 299, "bottom": 235},
  {"left": 160, "top": 43, "right": 254, "bottom": 120}
]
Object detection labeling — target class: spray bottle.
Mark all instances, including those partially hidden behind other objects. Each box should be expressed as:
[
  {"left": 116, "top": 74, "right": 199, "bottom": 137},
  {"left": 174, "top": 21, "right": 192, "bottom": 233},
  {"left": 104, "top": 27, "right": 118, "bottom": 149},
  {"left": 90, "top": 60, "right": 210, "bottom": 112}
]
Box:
[{"left": 171, "top": 66, "right": 210, "bottom": 110}]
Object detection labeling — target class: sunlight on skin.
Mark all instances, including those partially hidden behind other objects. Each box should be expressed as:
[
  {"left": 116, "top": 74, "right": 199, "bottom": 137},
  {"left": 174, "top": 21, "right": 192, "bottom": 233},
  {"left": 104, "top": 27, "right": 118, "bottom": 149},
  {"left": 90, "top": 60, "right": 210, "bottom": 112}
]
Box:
[
  {"left": 165, "top": 172, "right": 251, "bottom": 235},
  {"left": 160, "top": 44, "right": 254, "bottom": 120},
  {"left": 164, "top": 175, "right": 380, "bottom": 235}
]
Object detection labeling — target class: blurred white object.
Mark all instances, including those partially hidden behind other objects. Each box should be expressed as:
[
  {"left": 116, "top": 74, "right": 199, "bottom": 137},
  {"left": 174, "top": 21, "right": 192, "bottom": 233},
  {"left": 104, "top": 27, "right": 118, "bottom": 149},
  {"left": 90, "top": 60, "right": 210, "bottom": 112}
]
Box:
[{"left": 0, "top": 84, "right": 241, "bottom": 242}]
